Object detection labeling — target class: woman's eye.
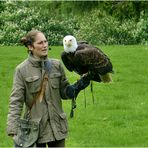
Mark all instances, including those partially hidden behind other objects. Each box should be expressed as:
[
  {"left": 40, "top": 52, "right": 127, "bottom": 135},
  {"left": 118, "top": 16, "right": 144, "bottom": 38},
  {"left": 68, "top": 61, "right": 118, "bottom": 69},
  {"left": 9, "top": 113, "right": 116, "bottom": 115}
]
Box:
[
  {"left": 36, "top": 40, "right": 47, "bottom": 45},
  {"left": 38, "top": 42, "right": 42, "bottom": 44}
]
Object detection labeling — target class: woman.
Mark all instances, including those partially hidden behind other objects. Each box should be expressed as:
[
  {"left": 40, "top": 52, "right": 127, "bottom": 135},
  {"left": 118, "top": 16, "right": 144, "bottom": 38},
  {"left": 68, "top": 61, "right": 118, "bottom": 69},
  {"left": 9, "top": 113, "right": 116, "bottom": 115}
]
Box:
[{"left": 7, "top": 30, "right": 90, "bottom": 147}]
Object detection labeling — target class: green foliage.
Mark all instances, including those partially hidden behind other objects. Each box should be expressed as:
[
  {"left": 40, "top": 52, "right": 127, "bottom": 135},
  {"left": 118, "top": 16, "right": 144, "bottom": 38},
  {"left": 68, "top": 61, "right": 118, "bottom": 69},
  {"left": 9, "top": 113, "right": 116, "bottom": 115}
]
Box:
[
  {"left": 40, "top": 18, "right": 77, "bottom": 45},
  {"left": 0, "top": 1, "right": 76, "bottom": 46},
  {"left": 1, "top": 45, "right": 148, "bottom": 147},
  {"left": 0, "top": 1, "right": 148, "bottom": 45},
  {"left": 0, "top": 1, "right": 39, "bottom": 45},
  {"left": 74, "top": 10, "right": 138, "bottom": 45},
  {"left": 134, "top": 11, "right": 148, "bottom": 45}
]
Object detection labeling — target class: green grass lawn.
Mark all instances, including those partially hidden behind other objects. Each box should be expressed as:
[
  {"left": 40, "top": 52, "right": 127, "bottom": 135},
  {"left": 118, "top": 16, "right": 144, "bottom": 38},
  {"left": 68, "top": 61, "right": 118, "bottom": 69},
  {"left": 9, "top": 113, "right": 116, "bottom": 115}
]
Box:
[{"left": 0, "top": 45, "right": 148, "bottom": 147}]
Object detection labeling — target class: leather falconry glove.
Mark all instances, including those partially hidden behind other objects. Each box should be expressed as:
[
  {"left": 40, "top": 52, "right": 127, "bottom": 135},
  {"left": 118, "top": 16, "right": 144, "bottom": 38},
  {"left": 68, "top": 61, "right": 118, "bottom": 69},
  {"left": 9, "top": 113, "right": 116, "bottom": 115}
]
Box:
[{"left": 66, "top": 74, "right": 90, "bottom": 99}]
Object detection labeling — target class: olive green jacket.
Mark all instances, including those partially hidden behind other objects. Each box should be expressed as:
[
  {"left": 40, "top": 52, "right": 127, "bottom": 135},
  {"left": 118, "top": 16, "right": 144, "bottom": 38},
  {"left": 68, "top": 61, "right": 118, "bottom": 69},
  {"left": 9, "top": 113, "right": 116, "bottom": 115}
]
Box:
[{"left": 7, "top": 55, "right": 70, "bottom": 143}]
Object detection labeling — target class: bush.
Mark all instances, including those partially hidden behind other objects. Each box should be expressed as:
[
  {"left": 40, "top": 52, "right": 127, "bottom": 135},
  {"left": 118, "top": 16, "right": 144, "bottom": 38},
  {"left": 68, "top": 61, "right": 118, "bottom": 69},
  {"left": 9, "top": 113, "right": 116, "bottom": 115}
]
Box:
[
  {"left": 0, "top": 1, "right": 77, "bottom": 46},
  {"left": 134, "top": 11, "right": 148, "bottom": 45},
  {"left": 74, "top": 9, "right": 139, "bottom": 45},
  {"left": 0, "top": 2, "right": 147, "bottom": 45}
]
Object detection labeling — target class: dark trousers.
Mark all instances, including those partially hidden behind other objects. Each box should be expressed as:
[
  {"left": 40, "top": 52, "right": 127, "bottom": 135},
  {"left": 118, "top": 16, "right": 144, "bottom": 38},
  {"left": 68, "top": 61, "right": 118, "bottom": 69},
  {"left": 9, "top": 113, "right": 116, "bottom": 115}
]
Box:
[
  {"left": 36, "top": 139, "right": 65, "bottom": 147},
  {"left": 14, "top": 139, "right": 65, "bottom": 148}
]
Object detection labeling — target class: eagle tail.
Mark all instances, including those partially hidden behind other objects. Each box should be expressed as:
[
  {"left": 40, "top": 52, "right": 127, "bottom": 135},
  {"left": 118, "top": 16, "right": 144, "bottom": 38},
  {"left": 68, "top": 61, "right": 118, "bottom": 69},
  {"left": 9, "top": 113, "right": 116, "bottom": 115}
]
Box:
[{"left": 100, "top": 73, "right": 113, "bottom": 83}]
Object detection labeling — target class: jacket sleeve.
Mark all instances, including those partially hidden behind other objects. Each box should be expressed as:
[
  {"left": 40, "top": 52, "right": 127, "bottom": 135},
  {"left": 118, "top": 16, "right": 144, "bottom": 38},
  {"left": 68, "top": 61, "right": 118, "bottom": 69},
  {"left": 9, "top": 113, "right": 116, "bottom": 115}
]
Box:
[
  {"left": 59, "top": 62, "right": 71, "bottom": 100},
  {"left": 59, "top": 61, "right": 90, "bottom": 100},
  {"left": 7, "top": 66, "right": 25, "bottom": 136}
]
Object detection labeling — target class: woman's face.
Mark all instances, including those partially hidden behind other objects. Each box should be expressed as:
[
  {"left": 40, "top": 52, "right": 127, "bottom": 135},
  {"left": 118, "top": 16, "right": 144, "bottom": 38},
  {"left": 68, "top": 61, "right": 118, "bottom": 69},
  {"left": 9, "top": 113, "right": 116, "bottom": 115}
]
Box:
[{"left": 31, "top": 32, "right": 48, "bottom": 58}]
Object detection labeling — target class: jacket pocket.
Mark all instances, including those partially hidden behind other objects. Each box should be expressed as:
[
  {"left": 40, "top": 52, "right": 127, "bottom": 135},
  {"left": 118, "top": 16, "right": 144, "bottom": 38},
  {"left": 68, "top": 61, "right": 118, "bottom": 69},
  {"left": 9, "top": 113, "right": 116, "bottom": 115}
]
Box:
[
  {"left": 59, "top": 113, "right": 68, "bottom": 134},
  {"left": 25, "top": 76, "right": 40, "bottom": 93},
  {"left": 50, "top": 73, "right": 61, "bottom": 89},
  {"left": 54, "top": 112, "right": 68, "bottom": 134}
]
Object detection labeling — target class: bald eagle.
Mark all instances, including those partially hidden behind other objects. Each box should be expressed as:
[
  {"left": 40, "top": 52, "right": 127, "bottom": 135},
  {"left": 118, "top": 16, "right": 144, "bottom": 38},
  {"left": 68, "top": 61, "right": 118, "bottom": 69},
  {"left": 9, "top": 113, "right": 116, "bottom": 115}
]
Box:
[{"left": 61, "top": 35, "right": 113, "bottom": 83}]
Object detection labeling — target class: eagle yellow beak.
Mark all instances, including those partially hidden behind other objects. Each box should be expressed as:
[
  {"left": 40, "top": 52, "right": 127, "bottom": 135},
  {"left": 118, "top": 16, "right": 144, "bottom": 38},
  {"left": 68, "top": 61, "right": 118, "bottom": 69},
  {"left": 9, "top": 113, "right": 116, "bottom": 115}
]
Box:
[{"left": 65, "top": 41, "right": 72, "bottom": 47}]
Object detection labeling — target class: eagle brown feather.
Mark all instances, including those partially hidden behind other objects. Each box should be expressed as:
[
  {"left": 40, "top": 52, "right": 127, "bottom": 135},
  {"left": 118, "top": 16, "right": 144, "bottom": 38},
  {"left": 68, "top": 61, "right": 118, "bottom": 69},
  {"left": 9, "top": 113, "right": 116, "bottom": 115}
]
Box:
[{"left": 62, "top": 37, "right": 113, "bottom": 82}]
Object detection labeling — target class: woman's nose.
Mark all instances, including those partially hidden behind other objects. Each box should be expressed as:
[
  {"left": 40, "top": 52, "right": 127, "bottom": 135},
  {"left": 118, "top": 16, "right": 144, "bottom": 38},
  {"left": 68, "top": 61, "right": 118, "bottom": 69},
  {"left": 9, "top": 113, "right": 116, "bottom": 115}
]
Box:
[{"left": 43, "top": 42, "right": 48, "bottom": 48}]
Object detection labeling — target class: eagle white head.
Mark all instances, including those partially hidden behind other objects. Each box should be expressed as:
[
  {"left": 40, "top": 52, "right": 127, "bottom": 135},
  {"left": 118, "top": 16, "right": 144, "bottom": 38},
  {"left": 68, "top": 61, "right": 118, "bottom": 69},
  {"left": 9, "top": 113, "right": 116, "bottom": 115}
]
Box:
[{"left": 63, "top": 35, "right": 78, "bottom": 53}]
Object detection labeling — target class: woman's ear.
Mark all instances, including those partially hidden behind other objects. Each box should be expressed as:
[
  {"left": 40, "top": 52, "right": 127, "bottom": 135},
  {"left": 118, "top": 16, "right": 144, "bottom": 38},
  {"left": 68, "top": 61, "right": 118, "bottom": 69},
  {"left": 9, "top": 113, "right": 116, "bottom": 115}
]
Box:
[{"left": 28, "top": 45, "right": 33, "bottom": 51}]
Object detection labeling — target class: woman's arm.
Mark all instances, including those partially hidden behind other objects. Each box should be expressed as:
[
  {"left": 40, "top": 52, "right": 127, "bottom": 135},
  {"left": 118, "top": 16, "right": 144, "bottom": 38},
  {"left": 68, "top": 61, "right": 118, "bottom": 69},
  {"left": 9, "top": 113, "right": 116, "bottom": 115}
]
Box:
[{"left": 7, "top": 67, "right": 25, "bottom": 136}]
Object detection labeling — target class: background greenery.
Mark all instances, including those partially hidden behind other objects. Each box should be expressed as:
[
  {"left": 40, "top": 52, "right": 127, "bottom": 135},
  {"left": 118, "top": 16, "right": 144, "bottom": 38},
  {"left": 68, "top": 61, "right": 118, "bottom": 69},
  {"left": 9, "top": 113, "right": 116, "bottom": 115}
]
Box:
[
  {"left": 0, "top": 45, "right": 148, "bottom": 147},
  {"left": 0, "top": 1, "right": 148, "bottom": 45},
  {"left": 0, "top": 0, "right": 148, "bottom": 147}
]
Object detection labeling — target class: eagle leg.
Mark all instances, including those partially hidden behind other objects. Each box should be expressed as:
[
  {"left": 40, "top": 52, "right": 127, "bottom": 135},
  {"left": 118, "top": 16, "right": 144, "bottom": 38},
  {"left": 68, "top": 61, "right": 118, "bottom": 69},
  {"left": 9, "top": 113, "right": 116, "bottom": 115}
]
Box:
[
  {"left": 90, "top": 81, "right": 95, "bottom": 104},
  {"left": 70, "top": 97, "right": 76, "bottom": 118},
  {"left": 83, "top": 89, "right": 87, "bottom": 108}
]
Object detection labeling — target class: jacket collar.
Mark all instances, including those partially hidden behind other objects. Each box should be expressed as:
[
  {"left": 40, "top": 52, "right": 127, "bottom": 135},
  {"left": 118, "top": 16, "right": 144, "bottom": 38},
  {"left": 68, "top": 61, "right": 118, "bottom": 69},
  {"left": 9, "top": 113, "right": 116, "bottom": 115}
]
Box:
[{"left": 28, "top": 53, "right": 48, "bottom": 68}]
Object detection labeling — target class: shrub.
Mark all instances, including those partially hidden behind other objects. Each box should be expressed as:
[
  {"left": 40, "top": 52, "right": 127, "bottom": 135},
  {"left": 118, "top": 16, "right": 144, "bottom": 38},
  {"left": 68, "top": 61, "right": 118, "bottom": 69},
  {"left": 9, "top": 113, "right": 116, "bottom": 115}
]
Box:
[
  {"left": 0, "top": 1, "right": 76, "bottom": 46},
  {"left": 134, "top": 11, "right": 148, "bottom": 45},
  {"left": 74, "top": 9, "right": 139, "bottom": 45},
  {"left": 0, "top": 2, "right": 147, "bottom": 45}
]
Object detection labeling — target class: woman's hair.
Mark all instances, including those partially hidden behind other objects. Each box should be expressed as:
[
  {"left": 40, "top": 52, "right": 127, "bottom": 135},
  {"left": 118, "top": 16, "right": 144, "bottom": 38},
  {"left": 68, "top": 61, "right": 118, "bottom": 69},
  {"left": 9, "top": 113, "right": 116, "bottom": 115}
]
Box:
[{"left": 20, "top": 29, "right": 42, "bottom": 48}]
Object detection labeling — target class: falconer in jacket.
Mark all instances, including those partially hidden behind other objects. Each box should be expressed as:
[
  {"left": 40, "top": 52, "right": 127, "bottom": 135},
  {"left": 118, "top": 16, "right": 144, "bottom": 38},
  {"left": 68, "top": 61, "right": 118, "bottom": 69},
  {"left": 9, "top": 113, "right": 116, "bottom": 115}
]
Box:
[{"left": 7, "top": 30, "right": 90, "bottom": 147}]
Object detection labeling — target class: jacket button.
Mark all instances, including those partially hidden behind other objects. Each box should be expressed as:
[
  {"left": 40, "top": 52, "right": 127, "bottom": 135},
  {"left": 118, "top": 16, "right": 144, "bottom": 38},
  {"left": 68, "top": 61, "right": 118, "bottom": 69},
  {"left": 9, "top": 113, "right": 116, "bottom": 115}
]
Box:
[
  {"left": 34, "top": 128, "right": 37, "bottom": 130},
  {"left": 25, "top": 131, "right": 28, "bottom": 134}
]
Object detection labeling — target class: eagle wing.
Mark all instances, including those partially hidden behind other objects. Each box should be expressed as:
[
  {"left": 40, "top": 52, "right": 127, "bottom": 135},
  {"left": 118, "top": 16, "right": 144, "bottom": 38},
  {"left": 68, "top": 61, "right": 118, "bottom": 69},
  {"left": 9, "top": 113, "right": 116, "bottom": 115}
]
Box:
[
  {"left": 61, "top": 51, "right": 75, "bottom": 72},
  {"left": 75, "top": 45, "right": 113, "bottom": 75}
]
